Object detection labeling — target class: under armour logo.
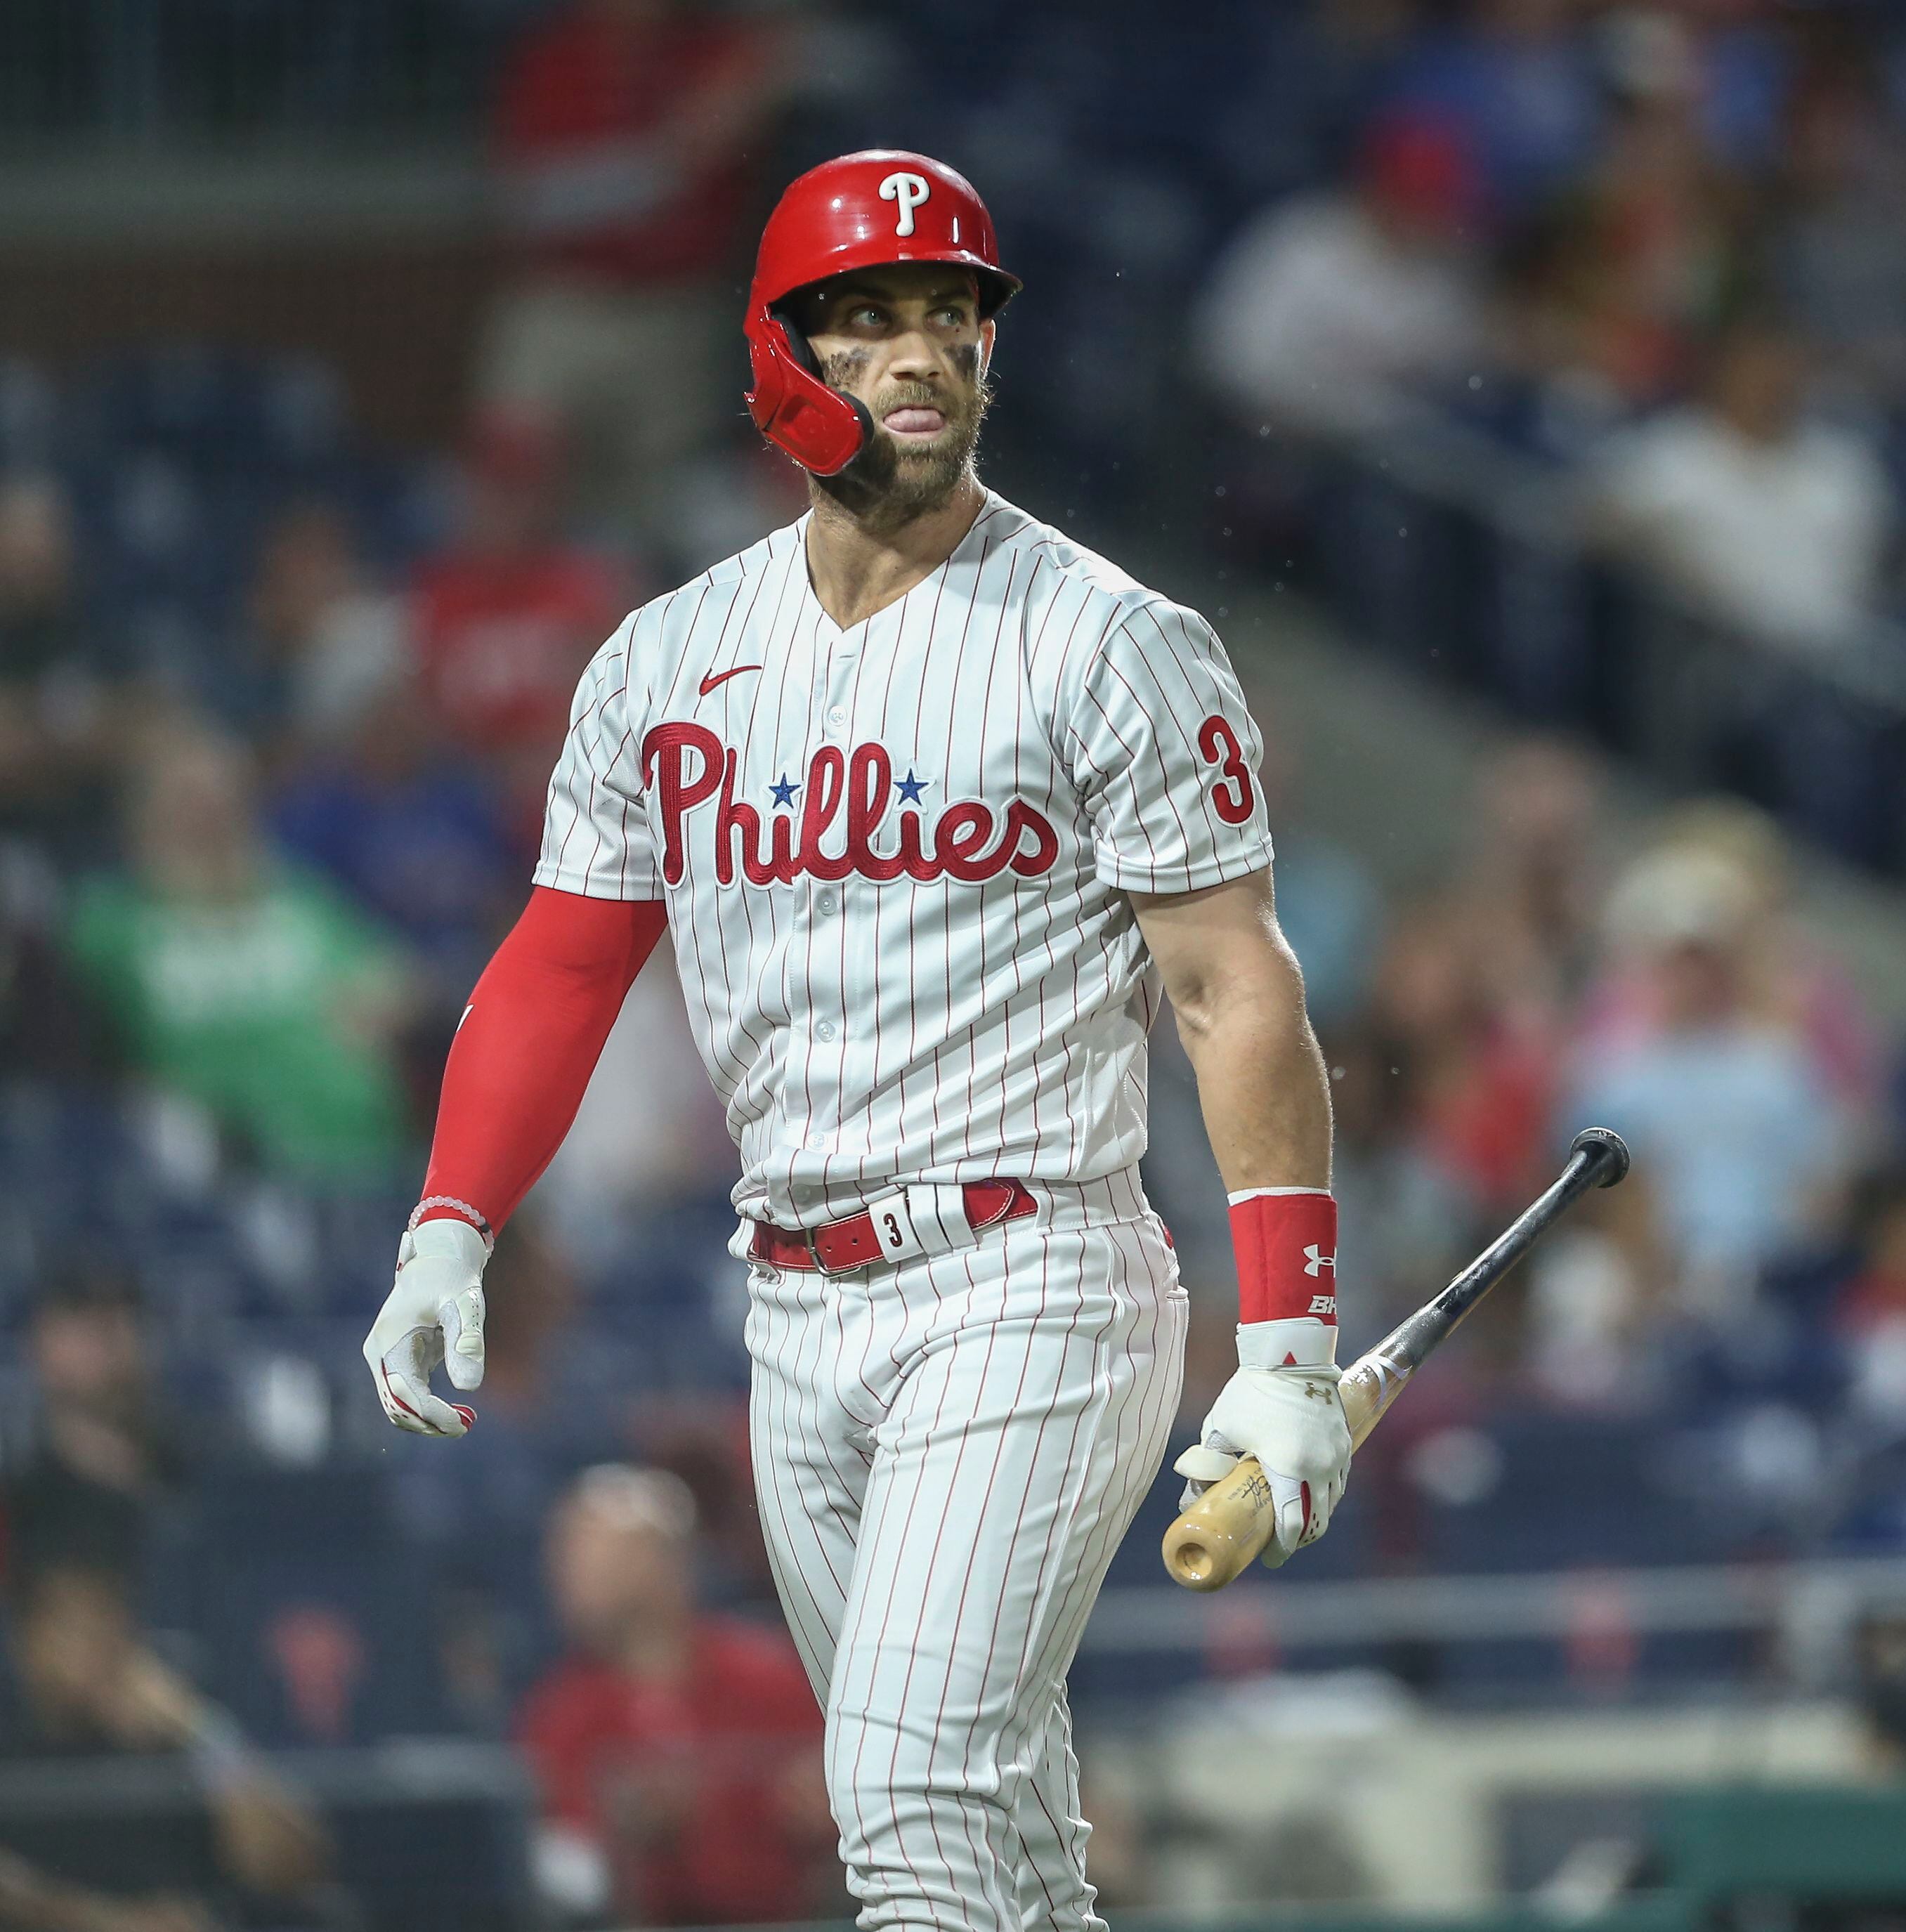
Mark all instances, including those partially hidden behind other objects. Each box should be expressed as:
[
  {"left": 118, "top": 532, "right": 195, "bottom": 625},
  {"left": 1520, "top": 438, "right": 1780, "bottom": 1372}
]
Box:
[
  {"left": 1302, "top": 1381, "right": 1330, "bottom": 1402},
  {"left": 1303, "top": 1244, "right": 1336, "bottom": 1277},
  {"left": 880, "top": 171, "right": 930, "bottom": 236}
]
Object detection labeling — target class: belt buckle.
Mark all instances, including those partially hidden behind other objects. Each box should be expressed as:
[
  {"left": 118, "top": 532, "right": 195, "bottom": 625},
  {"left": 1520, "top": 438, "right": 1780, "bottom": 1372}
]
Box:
[{"left": 809, "top": 1209, "right": 862, "bottom": 1277}]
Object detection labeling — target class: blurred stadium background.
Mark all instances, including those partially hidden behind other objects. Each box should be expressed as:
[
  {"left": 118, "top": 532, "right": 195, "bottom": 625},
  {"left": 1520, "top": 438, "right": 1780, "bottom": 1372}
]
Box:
[{"left": 6, "top": 0, "right": 1906, "bottom": 1926}]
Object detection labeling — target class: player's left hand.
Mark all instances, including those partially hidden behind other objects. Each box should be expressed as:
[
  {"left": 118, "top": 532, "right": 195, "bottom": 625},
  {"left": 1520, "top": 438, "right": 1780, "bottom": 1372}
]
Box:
[
  {"left": 1175, "top": 1362, "right": 1351, "bottom": 1568},
  {"left": 361, "top": 1220, "right": 489, "bottom": 1437}
]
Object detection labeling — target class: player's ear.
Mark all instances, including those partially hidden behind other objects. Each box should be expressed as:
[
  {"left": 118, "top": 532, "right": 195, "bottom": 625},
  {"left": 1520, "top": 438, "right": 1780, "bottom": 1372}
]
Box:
[{"left": 979, "top": 318, "right": 997, "bottom": 381}]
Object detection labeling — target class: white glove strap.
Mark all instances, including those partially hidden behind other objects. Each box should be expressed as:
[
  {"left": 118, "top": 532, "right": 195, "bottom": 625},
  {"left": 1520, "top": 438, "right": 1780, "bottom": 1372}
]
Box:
[
  {"left": 1238, "top": 1317, "right": 1338, "bottom": 1369},
  {"left": 408, "top": 1218, "right": 492, "bottom": 1273}
]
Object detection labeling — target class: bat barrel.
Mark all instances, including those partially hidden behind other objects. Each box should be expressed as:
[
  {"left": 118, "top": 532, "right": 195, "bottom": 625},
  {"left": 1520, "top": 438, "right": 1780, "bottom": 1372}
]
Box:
[{"left": 1431, "top": 1128, "right": 1630, "bottom": 1329}]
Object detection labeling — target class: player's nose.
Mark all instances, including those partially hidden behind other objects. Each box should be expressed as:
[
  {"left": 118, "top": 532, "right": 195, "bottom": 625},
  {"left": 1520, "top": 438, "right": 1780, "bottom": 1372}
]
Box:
[{"left": 883, "top": 326, "right": 946, "bottom": 381}]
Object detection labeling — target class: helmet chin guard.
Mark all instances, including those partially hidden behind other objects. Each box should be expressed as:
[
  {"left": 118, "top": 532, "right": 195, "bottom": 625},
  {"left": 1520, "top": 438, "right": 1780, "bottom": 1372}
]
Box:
[{"left": 743, "top": 149, "right": 1019, "bottom": 476}]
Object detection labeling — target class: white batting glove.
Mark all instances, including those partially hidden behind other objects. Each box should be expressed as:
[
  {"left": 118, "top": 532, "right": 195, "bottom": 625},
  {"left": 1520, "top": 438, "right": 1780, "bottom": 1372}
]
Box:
[
  {"left": 1175, "top": 1360, "right": 1352, "bottom": 1569},
  {"left": 361, "top": 1219, "right": 489, "bottom": 1438}
]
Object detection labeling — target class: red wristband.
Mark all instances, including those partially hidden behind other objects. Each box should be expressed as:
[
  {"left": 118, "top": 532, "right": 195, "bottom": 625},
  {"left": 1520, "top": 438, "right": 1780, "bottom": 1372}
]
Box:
[{"left": 1229, "top": 1189, "right": 1338, "bottom": 1327}]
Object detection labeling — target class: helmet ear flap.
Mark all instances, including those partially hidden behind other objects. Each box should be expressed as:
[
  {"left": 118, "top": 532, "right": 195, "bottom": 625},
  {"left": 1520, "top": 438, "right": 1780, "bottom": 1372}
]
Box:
[
  {"left": 744, "top": 308, "right": 871, "bottom": 477},
  {"left": 771, "top": 306, "right": 877, "bottom": 452}
]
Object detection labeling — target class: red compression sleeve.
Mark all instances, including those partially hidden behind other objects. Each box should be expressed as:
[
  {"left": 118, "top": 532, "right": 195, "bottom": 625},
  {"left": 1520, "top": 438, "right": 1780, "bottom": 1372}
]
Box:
[{"left": 416, "top": 887, "right": 668, "bottom": 1237}]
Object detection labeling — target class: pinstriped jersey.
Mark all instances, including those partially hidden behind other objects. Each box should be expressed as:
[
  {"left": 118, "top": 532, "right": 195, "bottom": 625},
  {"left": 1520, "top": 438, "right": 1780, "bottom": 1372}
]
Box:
[{"left": 535, "top": 492, "right": 1273, "bottom": 1226}]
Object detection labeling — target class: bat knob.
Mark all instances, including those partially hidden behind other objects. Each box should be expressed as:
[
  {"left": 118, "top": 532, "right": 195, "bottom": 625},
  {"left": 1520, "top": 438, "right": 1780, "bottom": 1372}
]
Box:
[
  {"left": 1569, "top": 1127, "right": 1631, "bottom": 1189},
  {"left": 1170, "top": 1540, "right": 1221, "bottom": 1587}
]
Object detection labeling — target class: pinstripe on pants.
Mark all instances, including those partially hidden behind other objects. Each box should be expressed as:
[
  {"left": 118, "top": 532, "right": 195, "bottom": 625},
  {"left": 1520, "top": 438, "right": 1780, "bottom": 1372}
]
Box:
[{"left": 743, "top": 1171, "right": 1187, "bottom": 1931}]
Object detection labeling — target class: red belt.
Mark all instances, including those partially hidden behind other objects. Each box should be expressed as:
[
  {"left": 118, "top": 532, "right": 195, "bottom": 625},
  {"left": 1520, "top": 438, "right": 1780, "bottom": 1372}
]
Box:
[{"left": 749, "top": 1180, "right": 1037, "bottom": 1275}]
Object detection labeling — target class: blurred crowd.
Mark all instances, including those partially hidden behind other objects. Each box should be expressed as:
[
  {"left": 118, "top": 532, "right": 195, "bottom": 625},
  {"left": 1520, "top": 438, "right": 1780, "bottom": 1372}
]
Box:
[
  {"left": 1198, "top": 0, "right": 1906, "bottom": 660},
  {"left": 2, "top": 0, "right": 1906, "bottom": 1924}
]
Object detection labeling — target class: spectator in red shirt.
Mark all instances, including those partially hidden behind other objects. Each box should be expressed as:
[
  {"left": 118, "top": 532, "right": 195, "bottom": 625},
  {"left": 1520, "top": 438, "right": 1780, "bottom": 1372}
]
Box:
[
  {"left": 481, "top": 0, "right": 795, "bottom": 523},
  {"left": 412, "top": 411, "right": 629, "bottom": 847},
  {"left": 518, "top": 1465, "right": 837, "bottom": 1927},
  {"left": 1834, "top": 1171, "right": 1906, "bottom": 1424}
]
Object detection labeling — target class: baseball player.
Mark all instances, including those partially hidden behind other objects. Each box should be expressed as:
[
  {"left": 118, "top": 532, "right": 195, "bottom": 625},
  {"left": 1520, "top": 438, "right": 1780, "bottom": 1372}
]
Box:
[{"left": 365, "top": 151, "right": 1351, "bottom": 1930}]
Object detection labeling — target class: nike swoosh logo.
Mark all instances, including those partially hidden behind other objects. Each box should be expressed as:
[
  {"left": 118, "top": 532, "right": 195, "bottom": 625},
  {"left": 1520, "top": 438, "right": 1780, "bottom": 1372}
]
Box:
[{"left": 699, "top": 665, "right": 763, "bottom": 696}]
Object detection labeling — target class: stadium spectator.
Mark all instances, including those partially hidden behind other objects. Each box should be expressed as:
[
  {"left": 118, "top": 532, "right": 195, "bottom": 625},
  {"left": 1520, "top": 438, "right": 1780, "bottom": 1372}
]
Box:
[
  {"left": 1456, "top": 737, "right": 1610, "bottom": 1014},
  {"left": 410, "top": 412, "right": 627, "bottom": 846},
  {"left": 1469, "top": 205, "right": 1651, "bottom": 462},
  {"left": 1195, "top": 113, "right": 1486, "bottom": 440},
  {"left": 1581, "top": 797, "right": 1886, "bottom": 1121},
  {"left": 1369, "top": 899, "right": 1556, "bottom": 1220},
  {"left": 0, "top": 1562, "right": 330, "bottom": 1912},
  {"left": 1835, "top": 1170, "right": 1906, "bottom": 1424},
  {"left": 1211, "top": 0, "right": 1424, "bottom": 210},
  {"left": 0, "top": 475, "right": 123, "bottom": 861},
  {"left": 1769, "top": 51, "right": 1906, "bottom": 409},
  {"left": 481, "top": 0, "right": 795, "bottom": 521},
  {"left": 1465, "top": 24, "right": 1755, "bottom": 445},
  {"left": 518, "top": 1466, "right": 835, "bottom": 1927},
  {"left": 1567, "top": 844, "right": 1850, "bottom": 1311},
  {"left": 0, "top": 856, "right": 107, "bottom": 1083},
  {"left": 65, "top": 728, "right": 416, "bottom": 1182},
  {"left": 0, "top": 1259, "right": 328, "bottom": 1922},
  {"left": 628, "top": 1406, "right": 779, "bottom": 1614},
  {"left": 0, "top": 1848, "right": 211, "bottom": 1932},
  {"left": 1, "top": 1262, "right": 178, "bottom": 1584},
  {"left": 220, "top": 502, "right": 410, "bottom": 757},
  {"left": 1381, "top": 0, "right": 1601, "bottom": 216},
  {"left": 269, "top": 672, "right": 521, "bottom": 1013},
  {"left": 1543, "top": 78, "right": 1749, "bottom": 410},
  {"left": 1588, "top": 316, "right": 1897, "bottom": 651}
]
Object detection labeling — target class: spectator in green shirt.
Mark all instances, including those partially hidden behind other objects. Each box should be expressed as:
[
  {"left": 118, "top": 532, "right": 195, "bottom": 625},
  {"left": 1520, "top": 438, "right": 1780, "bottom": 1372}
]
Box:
[{"left": 69, "top": 726, "right": 417, "bottom": 1182}]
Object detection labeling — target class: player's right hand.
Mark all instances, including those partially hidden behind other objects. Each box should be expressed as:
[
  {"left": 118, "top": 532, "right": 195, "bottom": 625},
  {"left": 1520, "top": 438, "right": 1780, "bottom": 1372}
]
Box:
[{"left": 361, "top": 1220, "right": 489, "bottom": 1438}]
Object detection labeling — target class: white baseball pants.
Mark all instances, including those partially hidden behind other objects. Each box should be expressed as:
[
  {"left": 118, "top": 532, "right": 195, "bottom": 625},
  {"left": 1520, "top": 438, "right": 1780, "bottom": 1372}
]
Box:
[{"left": 744, "top": 1170, "right": 1187, "bottom": 1932}]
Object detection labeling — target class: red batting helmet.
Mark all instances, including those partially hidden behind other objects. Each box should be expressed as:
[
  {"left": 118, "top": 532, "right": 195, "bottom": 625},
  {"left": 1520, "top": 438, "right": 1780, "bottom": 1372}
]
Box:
[{"left": 744, "top": 150, "right": 1021, "bottom": 476}]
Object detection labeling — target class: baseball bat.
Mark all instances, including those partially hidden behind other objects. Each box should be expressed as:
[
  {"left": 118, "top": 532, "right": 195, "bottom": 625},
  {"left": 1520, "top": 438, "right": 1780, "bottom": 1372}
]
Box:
[{"left": 1161, "top": 1127, "right": 1631, "bottom": 1591}]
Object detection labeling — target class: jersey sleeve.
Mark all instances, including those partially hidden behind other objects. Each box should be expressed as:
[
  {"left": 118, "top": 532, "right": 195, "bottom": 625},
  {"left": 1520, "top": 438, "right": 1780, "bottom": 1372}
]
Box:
[
  {"left": 533, "top": 617, "right": 663, "bottom": 900},
  {"left": 1064, "top": 599, "right": 1275, "bottom": 894}
]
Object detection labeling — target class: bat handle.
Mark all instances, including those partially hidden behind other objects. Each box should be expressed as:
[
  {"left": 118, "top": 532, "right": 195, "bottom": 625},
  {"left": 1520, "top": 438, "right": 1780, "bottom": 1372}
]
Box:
[{"left": 1339, "top": 1345, "right": 1404, "bottom": 1450}]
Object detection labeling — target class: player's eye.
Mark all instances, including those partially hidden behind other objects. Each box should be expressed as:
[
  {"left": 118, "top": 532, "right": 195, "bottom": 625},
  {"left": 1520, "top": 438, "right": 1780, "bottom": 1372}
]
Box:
[
  {"left": 847, "top": 305, "right": 885, "bottom": 327},
  {"left": 932, "top": 306, "right": 968, "bottom": 327}
]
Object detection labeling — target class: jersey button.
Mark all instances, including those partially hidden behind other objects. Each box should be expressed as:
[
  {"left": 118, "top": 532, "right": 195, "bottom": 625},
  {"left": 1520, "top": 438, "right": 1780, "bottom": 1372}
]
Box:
[
  {"left": 806, "top": 1132, "right": 827, "bottom": 1151},
  {"left": 816, "top": 1021, "right": 836, "bottom": 1041},
  {"left": 816, "top": 892, "right": 837, "bottom": 915},
  {"left": 827, "top": 706, "right": 845, "bottom": 726}
]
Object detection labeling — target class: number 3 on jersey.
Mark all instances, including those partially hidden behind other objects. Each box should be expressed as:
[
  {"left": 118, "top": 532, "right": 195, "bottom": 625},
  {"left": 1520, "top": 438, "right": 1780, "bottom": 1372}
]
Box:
[{"left": 1197, "top": 714, "right": 1257, "bottom": 826}]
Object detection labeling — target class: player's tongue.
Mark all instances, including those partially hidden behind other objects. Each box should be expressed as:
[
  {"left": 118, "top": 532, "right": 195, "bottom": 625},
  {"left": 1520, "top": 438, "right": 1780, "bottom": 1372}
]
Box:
[{"left": 884, "top": 404, "right": 947, "bottom": 436}]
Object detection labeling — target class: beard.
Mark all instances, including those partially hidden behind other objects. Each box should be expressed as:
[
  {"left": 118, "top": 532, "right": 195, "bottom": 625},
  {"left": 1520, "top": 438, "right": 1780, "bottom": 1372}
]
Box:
[{"left": 810, "top": 346, "right": 991, "bottom": 528}]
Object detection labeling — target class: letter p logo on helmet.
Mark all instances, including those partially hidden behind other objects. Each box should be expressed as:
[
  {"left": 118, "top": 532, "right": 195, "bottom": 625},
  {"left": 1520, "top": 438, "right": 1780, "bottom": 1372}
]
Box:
[{"left": 880, "top": 171, "right": 931, "bottom": 236}]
